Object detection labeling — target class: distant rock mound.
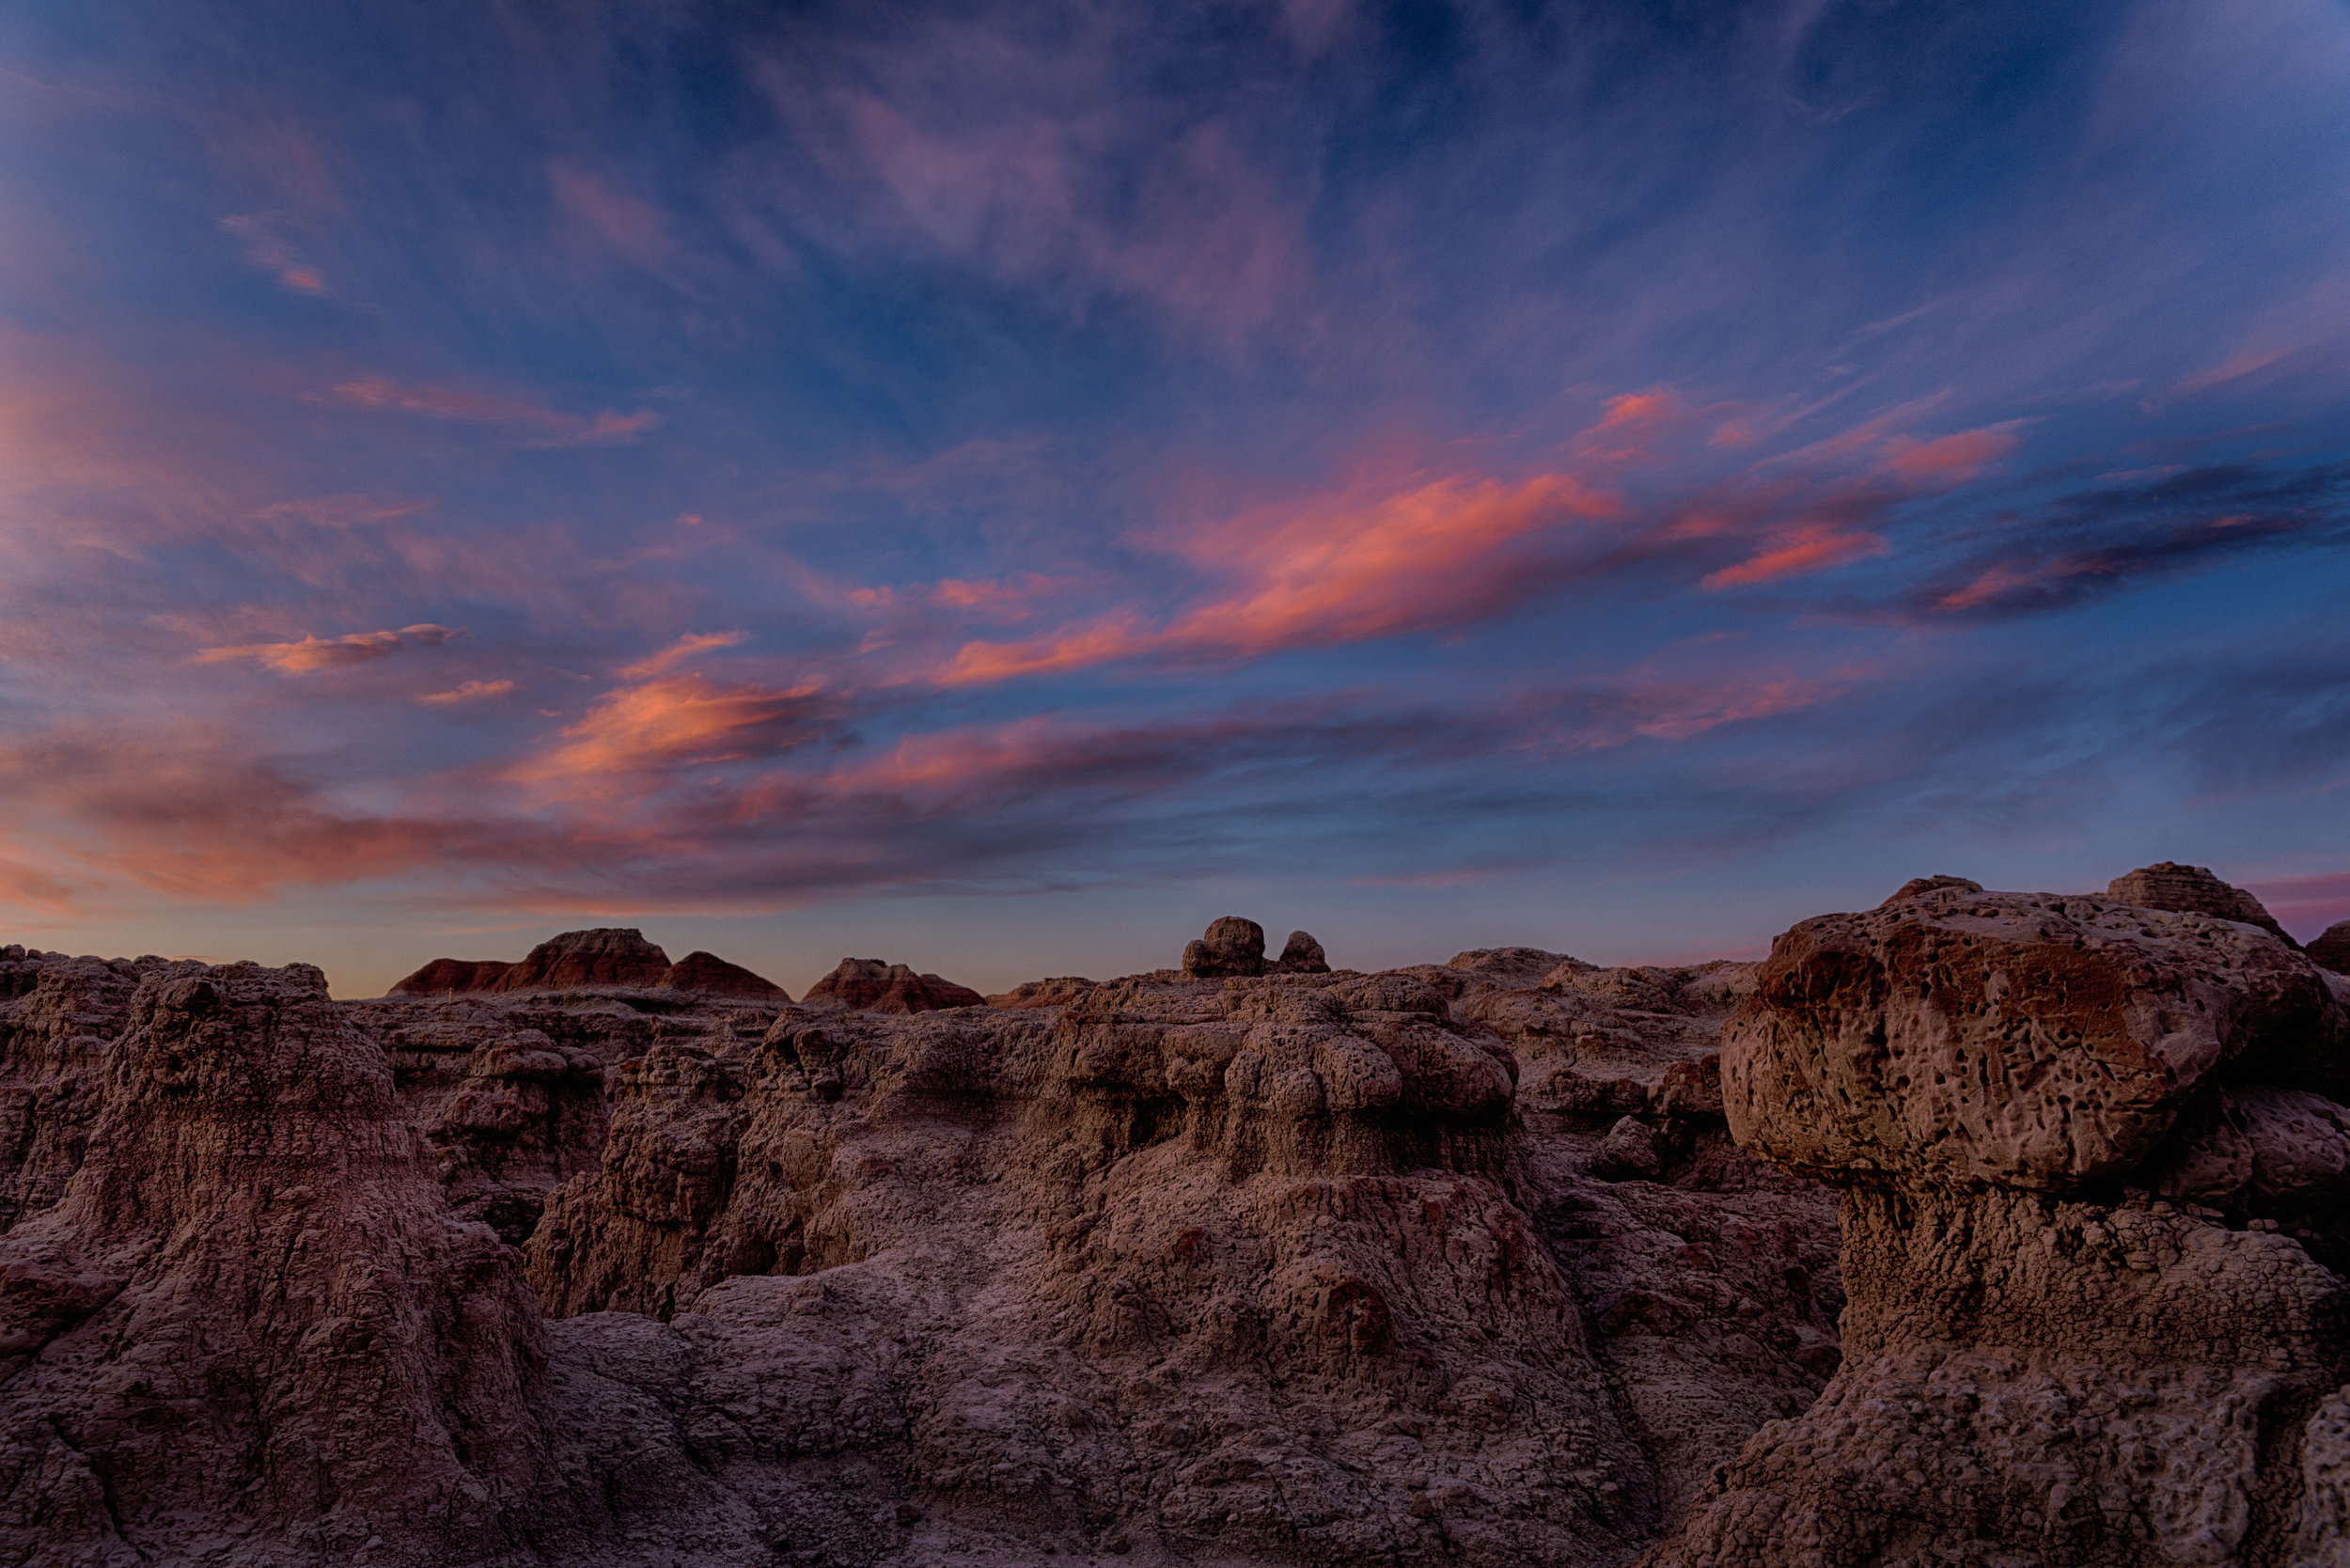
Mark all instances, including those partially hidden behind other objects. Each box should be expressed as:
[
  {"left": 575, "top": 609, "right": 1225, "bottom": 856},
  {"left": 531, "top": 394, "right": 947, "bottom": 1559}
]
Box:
[
  {"left": 1271, "top": 929, "right": 1332, "bottom": 973},
  {"left": 804, "top": 957, "right": 984, "bottom": 1013},
  {"left": 2106, "top": 859, "right": 2295, "bottom": 946},
  {"left": 657, "top": 949, "right": 790, "bottom": 1000},
  {"left": 2308, "top": 917, "right": 2350, "bottom": 974},
  {"left": 1182, "top": 915, "right": 1266, "bottom": 977},
  {"left": 388, "top": 955, "right": 516, "bottom": 996},
  {"left": 985, "top": 976, "right": 1096, "bottom": 1009},
  {"left": 1877, "top": 873, "right": 1981, "bottom": 904},
  {"left": 496, "top": 927, "right": 673, "bottom": 990},
  {"left": 1448, "top": 946, "right": 1578, "bottom": 980}
]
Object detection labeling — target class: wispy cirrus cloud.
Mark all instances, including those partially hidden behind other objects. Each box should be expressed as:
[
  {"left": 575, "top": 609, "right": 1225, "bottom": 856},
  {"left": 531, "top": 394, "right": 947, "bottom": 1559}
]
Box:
[
  {"left": 315, "top": 377, "right": 658, "bottom": 446},
  {"left": 195, "top": 622, "right": 465, "bottom": 673},
  {"left": 419, "top": 679, "right": 514, "bottom": 706}
]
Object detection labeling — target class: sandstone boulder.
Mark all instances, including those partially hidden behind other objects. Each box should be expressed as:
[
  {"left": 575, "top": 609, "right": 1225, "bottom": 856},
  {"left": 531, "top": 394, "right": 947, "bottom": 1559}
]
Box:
[
  {"left": 2107, "top": 858, "right": 2296, "bottom": 946},
  {"left": 495, "top": 927, "right": 673, "bottom": 990},
  {"left": 1271, "top": 929, "right": 1332, "bottom": 973},
  {"left": 803, "top": 957, "right": 984, "bottom": 1013},
  {"left": 1181, "top": 915, "right": 1266, "bottom": 977},
  {"left": 1649, "top": 883, "right": 2350, "bottom": 1566},
  {"left": 2311, "top": 917, "right": 2350, "bottom": 974},
  {"left": 389, "top": 955, "right": 515, "bottom": 996},
  {"left": 657, "top": 949, "right": 790, "bottom": 1000}
]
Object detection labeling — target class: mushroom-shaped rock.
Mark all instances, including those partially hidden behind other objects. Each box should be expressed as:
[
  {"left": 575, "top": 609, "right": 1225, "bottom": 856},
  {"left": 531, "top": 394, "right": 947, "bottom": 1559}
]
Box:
[
  {"left": 387, "top": 956, "right": 515, "bottom": 996},
  {"left": 803, "top": 958, "right": 984, "bottom": 1013},
  {"left": 1724, "top": 888, "right": 2339, "bottom": 1190},
  {"left": 1648, "top": 884, "right": 2350, "bottom": 1567},
  {"left": 1270, "top": 930, "right": 1331, "bottom": 974},
  {"left": 494, "top": 928, "right": 672, "bottom": 991},
  {"left": 2106, "top": 859, "right": 2295, "bottom": 946},
  {"left": 656, "top": 950, "right": 790, "bottom": 1001},
  {"left": 2311, "top": 917, "right": 2350, "bottom": 974}
]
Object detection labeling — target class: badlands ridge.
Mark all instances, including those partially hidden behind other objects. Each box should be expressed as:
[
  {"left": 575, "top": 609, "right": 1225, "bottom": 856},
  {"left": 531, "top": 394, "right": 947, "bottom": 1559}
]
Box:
[{"left": 4, "top": 867, "right": 2349, "bottom": 1566}]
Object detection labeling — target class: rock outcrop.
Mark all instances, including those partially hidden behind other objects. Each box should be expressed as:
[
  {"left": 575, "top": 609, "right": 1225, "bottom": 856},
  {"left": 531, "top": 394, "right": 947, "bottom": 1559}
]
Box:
[
  {"left": 802, "top": 957, "right": 986, "bottom": 1013},
  {"left": 0, "top": 961, "right": 549, "bottom": 1566},
  {"left": 657, "top": 949, "right": 790, "bottom": 1000},
  {"left": 1647, "top": 883, "right": 2350, "bottom": 1565},
  {"left": 389, "top": 955, "right": 515, "bottom": 996},
  {"left": 2107, "top": 858, "right": 2297, "bottom": 947},
  {"left": 1271, "top": 929, "right": 1331, "bottom": 973},
  {"left": 985, "top": 975, "right": 1097, "bottom": 1008},
  {"left": 45, "top": 871, "right": 2327, "bottom": 1565},
  {"left": 494, "top": 927, "right": 674, "bottom": 991},
  {"left": 1183, "top": 915, "right": 1268, "bottom": 977},
  {"left": 1879, "top": 872, "right": 1981, "bottom": 903},
  {"left": 2312, "top": 917, "right": 2350, "bottom": 975}
]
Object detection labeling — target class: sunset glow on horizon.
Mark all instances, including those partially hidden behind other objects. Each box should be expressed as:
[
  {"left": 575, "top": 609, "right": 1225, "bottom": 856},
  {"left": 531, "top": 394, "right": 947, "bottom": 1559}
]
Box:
[{"left": 5, "top": 1, "right": 2349, "bottom": 995}]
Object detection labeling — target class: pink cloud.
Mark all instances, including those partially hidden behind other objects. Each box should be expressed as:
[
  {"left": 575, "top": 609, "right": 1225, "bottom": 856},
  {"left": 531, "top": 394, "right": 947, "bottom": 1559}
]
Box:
[
  {"left": 1701, "top": 525, "right": 1888, "bottom": 590},
  {"left": 2244, "top": 870, "right": 2350, "bottom": 937},
  {"left": 419, "top": 679, "right": 514, "bottom": 706},
  {"left": 220, "top": 212, "right": 327, "bottom": 293},
  {"left": 318, "top": 377, "right": 658, "bottom": 447},
  {"left": 940, "top": 468, "right": 1623, "bottom": 683},
  {"left": 1881, "top": 422, "right": 2026, "bottom": 482},
  {"left": 196, "top": 622, "right": 465, "bottom": 674},
  {"left": 620, "top": 630, "right": 749, "bottom": 681}
]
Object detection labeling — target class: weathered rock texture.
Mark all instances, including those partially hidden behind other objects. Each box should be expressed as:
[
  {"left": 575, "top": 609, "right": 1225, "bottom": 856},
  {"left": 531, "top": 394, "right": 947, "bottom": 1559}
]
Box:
[
  {"left": 2313, "top": 918, "right": 2350, "bottom": 975},
  {"left": 0, "top": 924, "right": 1841, "bottom": 1566},
  {"left": 803, "top": 958, "right": 987, "bottom": 1013},
  {"left": 18, "top": 870, "right": 2338, "bottom": 1567},
  {"left": 2107, "top": 858, "right": 2297, "bottom": 947},
  {"left": 1183, "top": 915, "right": 1268, "bottom": 977},
  {"left": 494, "top": 927, "right": 675, "bottom": 991},
  {"left": 658, "top": 949, "right": 791, "bottom": 1000},
  {"left": 1647, "top": 884, "right": 2350, "bottom": 1565}
]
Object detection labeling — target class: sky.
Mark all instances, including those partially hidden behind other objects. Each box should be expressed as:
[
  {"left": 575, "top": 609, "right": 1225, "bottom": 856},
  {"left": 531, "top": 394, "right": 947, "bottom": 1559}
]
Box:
[{"left": 4, "top": 0, "right": 2349, "bottom": 998}]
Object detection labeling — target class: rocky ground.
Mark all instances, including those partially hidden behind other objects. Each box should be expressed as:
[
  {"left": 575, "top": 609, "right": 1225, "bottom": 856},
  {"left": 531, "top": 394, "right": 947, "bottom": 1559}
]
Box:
[{"left": 1, "top": 869, "right": 2344, "bottom": 1566}]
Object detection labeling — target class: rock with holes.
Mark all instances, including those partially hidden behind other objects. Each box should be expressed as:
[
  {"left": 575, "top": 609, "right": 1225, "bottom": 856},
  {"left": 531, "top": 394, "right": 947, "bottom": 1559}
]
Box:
[{"left": 1645, "top": 884, "right": 2350, "bottom": 1566}]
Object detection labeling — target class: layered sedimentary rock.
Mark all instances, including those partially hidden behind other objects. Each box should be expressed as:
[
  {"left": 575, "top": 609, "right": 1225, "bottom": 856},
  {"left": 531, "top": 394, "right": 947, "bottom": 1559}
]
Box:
[
  {"left": 0, "top": 961, "right": 549, "bottom": 1566},
  {"left": 802, "top": 957, "right": 986, "bottom": 1013},
  {"left": 1648, "top": 884, "right": 2350, "bottom": 1565},
  {"left": 2107, "top": 858, "right": 2297, "bottom": 947},
  {"left": 389, "top": 955, "right": 516, "bottom": 996},
  {"left": 657, "top": 949, "right": 791, "bottom": 1000},
  {"left": 986, "top": 975, "right": 1097, "bottom": 1008},
  {"left": 56, "top": 873, "right": 2343, "bottom": 1564},
  {"left": 494, "top": 927, "right": 674, "bottom": 991}
]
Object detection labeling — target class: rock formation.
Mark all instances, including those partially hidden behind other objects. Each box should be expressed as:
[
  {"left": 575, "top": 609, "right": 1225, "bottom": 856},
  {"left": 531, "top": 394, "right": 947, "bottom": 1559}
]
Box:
[
  {"left": 8, "top": 867, "right": 2340, "bottom": 1566},
  {"left": 1647, "top": 882, "right": 2350, "bottom": 1564},
  {"left": 389, "top": 955, "right": 516, "bottom": 995},
  {"left": 802, "top": 957, "right": 986, "bottom": 1013},
  {"left": 986, "top": 975, "right": 1097, "bottom": 1008},
  {"left": 2313, "top": 918, "right": 2350, "bottom": 974},
  {"left": 494, "top": 927, "right": 675, "bottom": 990},
  {"left": 1878, "top": 872, "right": 1981, "bottom": 903},
  {"left": 2107, "top": 858, "right": 2297, "bottom": 946},
  {"left": 1183, "top": 915, "right": 1268, "bottom": 977},
  {"left": 657, "top": 949, "right": 791, "bottom": 1000},
  {"left": 1271, "top": 930, "right": 1331, "bottom": 974}
]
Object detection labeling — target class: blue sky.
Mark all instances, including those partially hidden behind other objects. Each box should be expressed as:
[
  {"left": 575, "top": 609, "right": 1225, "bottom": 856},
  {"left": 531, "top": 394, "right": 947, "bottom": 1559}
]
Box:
[{"left": 5, "top": 0, "right": 2348, "bottom": 996}]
